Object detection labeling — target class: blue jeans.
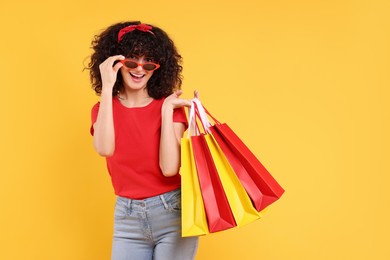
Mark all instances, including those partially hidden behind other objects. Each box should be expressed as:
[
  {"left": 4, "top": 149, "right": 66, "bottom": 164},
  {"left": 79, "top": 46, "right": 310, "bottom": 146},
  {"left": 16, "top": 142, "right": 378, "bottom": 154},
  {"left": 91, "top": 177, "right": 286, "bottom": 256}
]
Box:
[{"left": 111, "top": 189, "right": 199, "bottom": 260}]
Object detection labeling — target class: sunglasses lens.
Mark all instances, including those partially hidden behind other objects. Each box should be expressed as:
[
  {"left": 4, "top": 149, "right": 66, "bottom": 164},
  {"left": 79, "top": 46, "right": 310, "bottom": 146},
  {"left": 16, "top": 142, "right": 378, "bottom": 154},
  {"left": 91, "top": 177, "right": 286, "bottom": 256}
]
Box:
[
  {"left": 124, "top": 61, "right": 138, "bottom": 68},
  {"left": 143, "top": 63, "right": 157, "bottom": 71}
]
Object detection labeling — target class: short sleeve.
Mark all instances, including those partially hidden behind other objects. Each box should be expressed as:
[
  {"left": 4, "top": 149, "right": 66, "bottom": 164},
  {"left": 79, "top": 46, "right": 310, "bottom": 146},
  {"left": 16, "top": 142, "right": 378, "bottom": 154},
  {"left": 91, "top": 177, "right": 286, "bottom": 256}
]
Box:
[
  {"left": 173, "top": 107, "right": 188, "bottom": 130},
  {"left": 90, "top": 102, "right": 100, "bottom": 136}
]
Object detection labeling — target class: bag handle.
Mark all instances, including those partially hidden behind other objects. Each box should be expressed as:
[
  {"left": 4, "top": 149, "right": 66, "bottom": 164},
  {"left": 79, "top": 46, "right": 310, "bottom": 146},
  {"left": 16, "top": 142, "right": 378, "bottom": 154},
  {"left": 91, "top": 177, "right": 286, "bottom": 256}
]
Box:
[
  {"left": 187, "top": 98, "right": 222, "bottom": 137},
  {"left": 203, "top": 106, "right": 221, "bottom": 125},
  {"left": 187, "top": 101, "right": 200, "bottom": 137},
  {"left": 187, "top": 98, "right": 210, "bottom": 137},
  {"left": 192, "top": 97, "right": 221, "bottom": 127},
  {"left": 192, "top": 98, "right": 211, "bottom": 133}
]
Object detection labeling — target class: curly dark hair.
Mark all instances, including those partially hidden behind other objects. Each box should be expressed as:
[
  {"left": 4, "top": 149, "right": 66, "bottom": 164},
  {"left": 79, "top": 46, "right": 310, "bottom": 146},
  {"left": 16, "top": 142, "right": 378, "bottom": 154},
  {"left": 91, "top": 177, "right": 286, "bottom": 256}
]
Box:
[{"left": 87, "top": 21, "right": 183, "bottom": 99}]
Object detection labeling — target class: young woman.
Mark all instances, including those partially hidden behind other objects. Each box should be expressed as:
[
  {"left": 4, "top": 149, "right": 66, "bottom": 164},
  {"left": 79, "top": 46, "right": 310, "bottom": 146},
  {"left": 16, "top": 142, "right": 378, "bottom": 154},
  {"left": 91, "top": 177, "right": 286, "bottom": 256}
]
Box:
[{"left": 88, "top": 21, "right": 199, "bottom": 260}]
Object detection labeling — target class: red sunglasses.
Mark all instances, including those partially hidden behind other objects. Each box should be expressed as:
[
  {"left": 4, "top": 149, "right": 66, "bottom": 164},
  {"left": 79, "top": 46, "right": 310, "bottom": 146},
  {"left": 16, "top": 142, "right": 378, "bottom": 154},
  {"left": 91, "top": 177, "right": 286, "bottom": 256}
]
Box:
[{"left": 120, "top": 59, "right": 160, "bottom": 71}]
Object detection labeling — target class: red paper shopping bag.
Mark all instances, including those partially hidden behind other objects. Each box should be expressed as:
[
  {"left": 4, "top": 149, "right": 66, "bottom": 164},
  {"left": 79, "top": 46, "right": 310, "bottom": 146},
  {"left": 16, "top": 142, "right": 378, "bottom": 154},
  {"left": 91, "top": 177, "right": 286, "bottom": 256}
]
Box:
[
  {"left": 210, "top": 122, "right": 284, "bottom": 212},
  {"left": 210, "top": 125, "right": 284, "bottom": 211},
  {"left": 192, "top": 98, "right": 285, "bottom": 212},
  {"left": 190, "top": 134, "right": 236, "bottom": 233}
]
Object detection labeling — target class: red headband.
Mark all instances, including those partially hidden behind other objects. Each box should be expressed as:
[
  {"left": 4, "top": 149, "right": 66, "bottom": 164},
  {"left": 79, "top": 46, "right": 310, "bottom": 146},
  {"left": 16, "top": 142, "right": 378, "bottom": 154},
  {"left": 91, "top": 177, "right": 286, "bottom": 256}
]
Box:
[{"left": 117, "top": 24, "right": 154, "bottom": 42}]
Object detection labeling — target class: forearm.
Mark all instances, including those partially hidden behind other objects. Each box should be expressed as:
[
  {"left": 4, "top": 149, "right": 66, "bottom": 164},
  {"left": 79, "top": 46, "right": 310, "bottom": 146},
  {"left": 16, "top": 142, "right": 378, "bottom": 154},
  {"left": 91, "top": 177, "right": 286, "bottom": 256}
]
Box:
[
  {"left": 159, "top": 107, "right": 182, "bottom": 177},
  {"left": 93, "top": 89, "right": 115, "bottom": 157}
]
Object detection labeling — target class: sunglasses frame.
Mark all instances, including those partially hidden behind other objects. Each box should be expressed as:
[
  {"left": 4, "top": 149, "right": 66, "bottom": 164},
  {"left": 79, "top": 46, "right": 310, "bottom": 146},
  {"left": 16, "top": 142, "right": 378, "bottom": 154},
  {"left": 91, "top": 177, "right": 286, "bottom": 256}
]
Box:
[{"left": 120, "top": 59, "right": 160, "bottom": 71}]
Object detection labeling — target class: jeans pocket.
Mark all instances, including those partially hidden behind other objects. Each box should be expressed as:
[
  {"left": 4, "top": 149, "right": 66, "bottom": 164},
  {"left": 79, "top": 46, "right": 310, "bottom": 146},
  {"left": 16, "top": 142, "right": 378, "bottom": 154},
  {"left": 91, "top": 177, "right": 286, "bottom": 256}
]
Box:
[
  {"left": 167, "top": 190, "right": 182, "bottom": 213},
  {"left": 114, "top": 197, "right": 128, "bottom": 220}
]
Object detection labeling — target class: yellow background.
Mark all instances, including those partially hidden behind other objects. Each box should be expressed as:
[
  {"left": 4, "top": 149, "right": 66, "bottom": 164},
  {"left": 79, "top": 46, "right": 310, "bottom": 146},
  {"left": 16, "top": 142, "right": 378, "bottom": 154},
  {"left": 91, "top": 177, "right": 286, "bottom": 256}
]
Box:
[{"left": 1, "top": 0, "right": 389, "bottom": 259}]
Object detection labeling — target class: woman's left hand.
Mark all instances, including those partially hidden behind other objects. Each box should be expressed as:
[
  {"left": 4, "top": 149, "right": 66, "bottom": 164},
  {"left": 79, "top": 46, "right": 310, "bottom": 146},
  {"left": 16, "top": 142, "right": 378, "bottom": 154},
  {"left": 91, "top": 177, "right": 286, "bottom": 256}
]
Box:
[{"left": 162, "top": 90, "right": 199, "bottom": 110}]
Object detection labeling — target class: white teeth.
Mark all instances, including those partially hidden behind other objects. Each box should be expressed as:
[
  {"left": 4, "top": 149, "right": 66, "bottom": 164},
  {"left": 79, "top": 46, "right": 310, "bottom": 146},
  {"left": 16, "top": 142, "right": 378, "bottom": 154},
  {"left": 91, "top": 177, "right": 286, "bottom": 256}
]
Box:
[{"left": 130, "top": 72, "right": 145, "bottom": 78}]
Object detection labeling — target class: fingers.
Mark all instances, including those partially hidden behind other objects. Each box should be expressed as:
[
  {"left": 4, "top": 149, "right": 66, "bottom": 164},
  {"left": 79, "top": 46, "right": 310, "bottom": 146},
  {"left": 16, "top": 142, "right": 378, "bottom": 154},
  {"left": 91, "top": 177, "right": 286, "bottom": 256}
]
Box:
[
  {"left": 100, "top": 55, "right": 125, "bottom": 69},
  {"left": 109, "top": 54, "right": 125, "bottom": 63},
  {"left": 180, "top": 99, "right": 192, "bottom": 107},
  {"left": 172, "top": 89, "right": 199, "bottom": 99},
  {"left": 173, "top": 89, "right": 183, "bottom": 97},
  {"left": 194, "top": 90, "right": 200, "bottom": 99},
  {"left": 182, "top": 99, "right": 192, "bottom": 107},
  {"left": 113, "top": 61, "right": 123, "bottom": 73},
  {"left": 164, "top": 91, "right": 191, "bottom": 109},
  {"left": 99, "top": 55, "right": 125, "bottom": 88},
  {"left": 165, "top": 90, "right": 200, "bottom": 108}
]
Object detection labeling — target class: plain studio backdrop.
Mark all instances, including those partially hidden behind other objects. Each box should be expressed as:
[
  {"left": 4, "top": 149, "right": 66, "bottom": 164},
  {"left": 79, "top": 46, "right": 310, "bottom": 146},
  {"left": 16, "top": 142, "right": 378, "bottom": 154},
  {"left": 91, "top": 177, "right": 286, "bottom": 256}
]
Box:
[{"left": 0, "top": 0, "right": 389, "bottom": 259}]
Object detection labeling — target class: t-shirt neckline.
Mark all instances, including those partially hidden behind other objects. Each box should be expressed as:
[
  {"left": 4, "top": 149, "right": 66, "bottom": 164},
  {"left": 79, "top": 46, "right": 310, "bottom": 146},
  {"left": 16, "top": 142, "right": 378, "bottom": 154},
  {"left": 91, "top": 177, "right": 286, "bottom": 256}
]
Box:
[{"left": 115, "top": 96, "right": 156, "bottom": 109}]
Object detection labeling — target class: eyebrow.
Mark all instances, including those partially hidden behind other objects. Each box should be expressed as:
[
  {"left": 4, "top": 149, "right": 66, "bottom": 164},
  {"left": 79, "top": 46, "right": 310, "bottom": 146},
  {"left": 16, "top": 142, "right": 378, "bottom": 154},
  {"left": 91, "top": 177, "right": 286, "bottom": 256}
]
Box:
[{"left": 127, "top": 54, "right": 155, "bottom": 60}]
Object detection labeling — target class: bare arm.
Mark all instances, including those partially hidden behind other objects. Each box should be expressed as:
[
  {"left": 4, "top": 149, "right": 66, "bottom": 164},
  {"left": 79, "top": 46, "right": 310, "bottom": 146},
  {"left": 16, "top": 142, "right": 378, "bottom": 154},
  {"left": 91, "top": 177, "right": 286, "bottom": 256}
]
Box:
[
  {"left": 159, "top": 90, "right": 198, "bottom": 177},
  {"left": 93, "top": 55, "right": 124, "bottom": 157}
]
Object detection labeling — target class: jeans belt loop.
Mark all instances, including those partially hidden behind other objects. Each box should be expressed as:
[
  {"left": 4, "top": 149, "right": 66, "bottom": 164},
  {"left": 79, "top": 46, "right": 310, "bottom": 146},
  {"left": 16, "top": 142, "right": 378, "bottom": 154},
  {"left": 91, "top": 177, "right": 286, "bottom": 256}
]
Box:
[
  {"left": 159, "top": 194, "right": 169, "bottom": 210},
  {"left": 127, "top": 198, "right": 133, "bottom": 215}
]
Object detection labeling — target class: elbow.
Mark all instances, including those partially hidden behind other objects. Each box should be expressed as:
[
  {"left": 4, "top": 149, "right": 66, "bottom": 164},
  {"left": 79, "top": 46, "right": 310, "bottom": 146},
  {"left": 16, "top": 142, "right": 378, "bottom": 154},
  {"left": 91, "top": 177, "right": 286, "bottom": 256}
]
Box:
[
  {"left": 97, "top": 150, "right": 114, "bottom": 157},
  {"left": 94, "top": 144, "right": 115, "bottom": 157},
  {"left": 162, "top": 171, "right": 178, "bottom": 177},
  {"left": 160, "top": 164, "right": 179, "bottom": 177}
]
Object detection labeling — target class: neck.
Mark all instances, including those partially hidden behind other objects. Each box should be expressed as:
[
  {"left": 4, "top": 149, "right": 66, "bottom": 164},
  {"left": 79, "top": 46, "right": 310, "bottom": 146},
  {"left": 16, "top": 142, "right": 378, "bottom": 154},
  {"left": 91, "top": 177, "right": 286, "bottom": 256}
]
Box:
[{"left": 117, "top": 88, "right": 152, "bottom": 108}]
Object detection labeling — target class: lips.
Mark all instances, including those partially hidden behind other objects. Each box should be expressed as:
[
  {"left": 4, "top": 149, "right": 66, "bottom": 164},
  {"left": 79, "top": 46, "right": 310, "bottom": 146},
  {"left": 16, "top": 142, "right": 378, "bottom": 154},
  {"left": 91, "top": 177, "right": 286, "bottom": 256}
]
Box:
[{"left": 129, "top": 72, "right": 145, "bottom": 79}]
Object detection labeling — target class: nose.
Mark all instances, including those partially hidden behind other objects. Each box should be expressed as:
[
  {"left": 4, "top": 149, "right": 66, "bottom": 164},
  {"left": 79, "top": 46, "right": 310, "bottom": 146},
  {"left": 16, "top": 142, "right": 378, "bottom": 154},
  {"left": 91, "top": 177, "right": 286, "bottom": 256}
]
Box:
[
  {"left": 132, "top": 62, "right": 144, "bottom": 71},
  {"left": 136, "top": 58, "right": 147, "bottom": 71}
]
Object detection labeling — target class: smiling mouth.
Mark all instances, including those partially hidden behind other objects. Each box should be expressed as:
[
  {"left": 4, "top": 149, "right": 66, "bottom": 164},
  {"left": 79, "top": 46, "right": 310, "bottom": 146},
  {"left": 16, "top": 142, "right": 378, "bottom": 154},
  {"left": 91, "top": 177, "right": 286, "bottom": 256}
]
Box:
[{"left": 129, "top": 72, "right": 145, "bottom": 79}]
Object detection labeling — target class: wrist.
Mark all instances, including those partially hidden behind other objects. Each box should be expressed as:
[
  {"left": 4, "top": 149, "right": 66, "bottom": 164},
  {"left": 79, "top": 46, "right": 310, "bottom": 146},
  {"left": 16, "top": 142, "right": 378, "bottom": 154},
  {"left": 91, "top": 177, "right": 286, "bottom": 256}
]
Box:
[
  {"left": 101, "top": 86, "right": 114, "bottom": 96},
  {"left": 162, "top": 106, "right": 174, "bottom": 115},
  {"left": 162, "top": 100, "right": 174, "bottom": 112},
  {"left": 161, "top": 104, "right": 174, "bottom": 119}
]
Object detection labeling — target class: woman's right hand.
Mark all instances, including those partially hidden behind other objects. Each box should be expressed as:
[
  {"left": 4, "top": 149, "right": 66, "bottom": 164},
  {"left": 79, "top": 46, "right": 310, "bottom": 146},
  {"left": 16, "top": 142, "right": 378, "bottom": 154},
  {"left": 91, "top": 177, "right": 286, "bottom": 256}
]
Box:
[{"left": 99, "top": 55, "right": 125, "bottom": 90}]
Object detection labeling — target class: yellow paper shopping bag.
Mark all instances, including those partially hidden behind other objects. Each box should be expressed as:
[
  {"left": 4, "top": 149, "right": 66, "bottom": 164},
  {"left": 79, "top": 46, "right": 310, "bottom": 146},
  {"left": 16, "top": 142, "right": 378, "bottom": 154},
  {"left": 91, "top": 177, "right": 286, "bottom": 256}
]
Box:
[
  {"left": 204, "top": 134, "right": 262, "bottom": 227},
  {"left": 180, "top": 138, "right": 209, "bottom": 237}
]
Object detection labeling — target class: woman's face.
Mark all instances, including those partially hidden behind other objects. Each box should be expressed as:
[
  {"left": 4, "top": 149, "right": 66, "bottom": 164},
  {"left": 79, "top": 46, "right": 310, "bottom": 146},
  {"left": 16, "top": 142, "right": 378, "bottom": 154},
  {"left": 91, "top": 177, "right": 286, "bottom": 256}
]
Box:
[{"left": 120, "top": 55, "right": 158, "bottom": 91}]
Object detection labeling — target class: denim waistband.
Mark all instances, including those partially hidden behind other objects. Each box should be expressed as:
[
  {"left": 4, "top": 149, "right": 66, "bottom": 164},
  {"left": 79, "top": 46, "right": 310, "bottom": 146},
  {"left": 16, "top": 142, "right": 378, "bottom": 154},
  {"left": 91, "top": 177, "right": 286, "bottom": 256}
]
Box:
[{"left": 116, "top": 188, "right": 181, "bottom": 211}]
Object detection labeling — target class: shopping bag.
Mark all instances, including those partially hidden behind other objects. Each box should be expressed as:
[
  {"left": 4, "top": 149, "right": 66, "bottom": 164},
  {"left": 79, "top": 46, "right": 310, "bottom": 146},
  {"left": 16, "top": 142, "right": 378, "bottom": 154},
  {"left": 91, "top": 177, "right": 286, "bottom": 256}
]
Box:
[
  {"left": 210, "top": 124, "right": 284, "bottom": 211},
  {"left": 204, "top": 133, "right": 262, "bottom": 227},
  {"left": 191, "top": 133, "right": 237, "bottom": 233},
  {"left": 180, "top": 137, "right": 209, "bottom": 237},
  {"left": 193, "top": 98, "right": 285, "bottom": 212}
]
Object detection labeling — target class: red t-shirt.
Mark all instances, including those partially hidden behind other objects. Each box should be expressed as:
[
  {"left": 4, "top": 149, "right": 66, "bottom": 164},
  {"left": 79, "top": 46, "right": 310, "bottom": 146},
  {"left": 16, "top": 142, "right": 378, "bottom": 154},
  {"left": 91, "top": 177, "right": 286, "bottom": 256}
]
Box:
[{"left": 90, "top": 97, "right": 188, "bottom": 199}]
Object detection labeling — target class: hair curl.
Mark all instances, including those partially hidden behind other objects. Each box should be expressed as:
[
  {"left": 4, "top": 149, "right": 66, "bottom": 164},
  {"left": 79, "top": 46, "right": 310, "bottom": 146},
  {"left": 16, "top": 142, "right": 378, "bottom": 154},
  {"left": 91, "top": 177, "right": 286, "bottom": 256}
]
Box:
[{"left": 87, "top": 21, "right": 183, "bottom": 99}]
